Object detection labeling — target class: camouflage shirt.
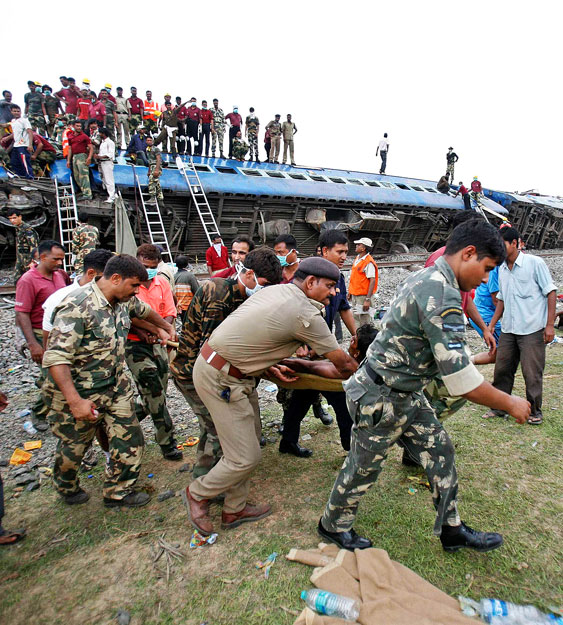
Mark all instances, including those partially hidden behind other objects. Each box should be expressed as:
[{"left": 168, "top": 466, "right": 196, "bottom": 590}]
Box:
[
  {"left": 103, "top": 98, "right": 116, "bottom": 119},
  {"left": 42, "top": 280, "right": 151, "bottom": 400},
  {"left": 170, "top": 277, "right": 244, "bottom": 383},
  {"left": 16, "top": 222, "right": 39, "bottom": 267},
  {"left": 146, "top": 145, "right": 161, "bottom": 167},
  {"left": 245, "top": 115, "right": 259, "bottom": 136},
  {"left": 24, "top": 91, "right": 44, "bottom": 115},
  {"left": 346, "top": 256, "right": 483, "bottom": 397},
  {"left": 44, "top": 95, "right": 60, "bottom": 117},
  {"left": 72, "top": 223, "right": 99, "bottom": 273},
  {"left": 266, "top": 120, "right": 281, "bottom": 136},
  {"left": 212, "top": 107, "right": 225, "bottom": 129}
]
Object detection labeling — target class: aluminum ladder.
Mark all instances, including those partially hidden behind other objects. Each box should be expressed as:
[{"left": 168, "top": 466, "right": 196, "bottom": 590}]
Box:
[
  {"left": 176, "top": 156, "right": 221, "bottom": 245},
  {"left": 55, "top": 177, "right": 78, "bottom": 273},
  {"left": 132, "top": 167, "right": 172, "bottom": 263}
]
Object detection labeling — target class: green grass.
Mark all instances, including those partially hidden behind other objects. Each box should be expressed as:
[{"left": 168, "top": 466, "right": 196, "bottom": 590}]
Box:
[{"left": 1, "top": 348, "right": 562, "bottom": 625}]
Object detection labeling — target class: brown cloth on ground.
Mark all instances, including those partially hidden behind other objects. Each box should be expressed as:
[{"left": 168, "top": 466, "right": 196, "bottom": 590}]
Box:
[
  {"left": 263, "top": 372, "right": 344, "bottom": 392},
  {"left": 287, "top": 543, "right": 475, "bottom": 625}
]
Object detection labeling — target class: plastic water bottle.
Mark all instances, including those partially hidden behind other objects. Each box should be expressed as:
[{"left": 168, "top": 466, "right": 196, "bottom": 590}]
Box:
[
  {"left": 301, "top": 589, "right": 360, "bottom": 621},
  {"left": 460, "top": 596, "right": 562, "bottom": 624},
  {"left": 23, "top": 420, "right": 37, "bottom": 435}
]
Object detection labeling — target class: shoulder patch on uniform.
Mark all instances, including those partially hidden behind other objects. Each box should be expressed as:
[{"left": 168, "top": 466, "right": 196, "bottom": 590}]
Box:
[
  {"left": 447, "top": 341, "right": 463, "bottom": 350},
  {"left": 440, "top": 307, "right": 463, "bottom": 318},
  {"left": 443, "top": 322, "right": 466, "bottom": 332}
]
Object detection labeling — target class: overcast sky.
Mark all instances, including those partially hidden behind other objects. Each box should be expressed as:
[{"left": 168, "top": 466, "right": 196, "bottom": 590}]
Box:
[{"left": 5, "top": 0, "right": 561, "bottom": 196}]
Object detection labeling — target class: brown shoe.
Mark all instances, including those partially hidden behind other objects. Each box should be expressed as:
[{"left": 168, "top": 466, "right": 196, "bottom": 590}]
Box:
[
  {"left": 221, "top": 503, "right": 272, "bottom": 530},
  {"left": 181, "top": 487, "right": 214, "bottom": 535}
]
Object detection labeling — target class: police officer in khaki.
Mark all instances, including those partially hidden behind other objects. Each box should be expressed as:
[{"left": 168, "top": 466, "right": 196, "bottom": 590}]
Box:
[{"left": 182, "top": 257, "right": 358, "bottom": 535}]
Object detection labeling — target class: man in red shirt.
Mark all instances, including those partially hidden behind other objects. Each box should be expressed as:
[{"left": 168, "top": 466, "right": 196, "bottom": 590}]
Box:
[
  {"left": 30, "top": 132, "right": 56, "bottom": 176},
  {"left": 205, "top": 234, "right": 230, "bottom": 275},
  {"left": 225, "top": 106, "right": 242, "bottom": 159},
  {"left": 214, "top": 235, "right": 255, "bottom": 278},
  {"left": 55, "top": 76, "right": 81, "bottom": 117},
  {"left": 175, "top": 96, "right": 188, "bottom": 154},
  {"left": 186, "top": 100, "right": 201, "bottom": 156},
  {"left": 454, "top": 181, "right": 471, "bottom": 211},
  {"left": 67, "top": 120, "right": 94, "bottom": 200},
  {"left": 127, "top": 87, "right": 144, "bottom": 136},
  {"left": 76, "top": 89, "right": 92, "bottom": 122},
  {"left": 88, "top": 95, "right": 106, "bottom": 126},
  {"left": 125, "top": 244, "right": 182, "bottom": 460},
  {"left": 200, "top": 100, "right": 214, "bottom": 157},
  {"left": 15, "top": 240, "right": 70, "bottom": 430}
]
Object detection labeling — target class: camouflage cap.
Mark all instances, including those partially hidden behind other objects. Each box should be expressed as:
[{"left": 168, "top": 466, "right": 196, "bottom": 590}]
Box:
[{"left": 299, "top": 257, "right": 340, "bottom": 282}]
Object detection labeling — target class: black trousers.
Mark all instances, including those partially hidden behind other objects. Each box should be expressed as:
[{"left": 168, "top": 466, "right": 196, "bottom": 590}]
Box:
[
  {"left": 176, "top": 121, "right": 186, "bottom": 154},
  {"left": 187, "top": 119, "right": 199, "bottom": 155},
  {"left": 493, "top": 330, "right": 546, "bottom": 416},
  {"left": 265, "top": 140, "right": 271, "bottom": 160},
  {"left": 282, "top": 389, "right": 352, "bottom": 451},
  {"left": 201, "top": 123, "right": 211, "bottom": 156},
  {"left": 228, "top": 125, "right": 240, "bottom": 158},
  {"left": 463, "top": 194, "right": 471, "bottom": 210}
]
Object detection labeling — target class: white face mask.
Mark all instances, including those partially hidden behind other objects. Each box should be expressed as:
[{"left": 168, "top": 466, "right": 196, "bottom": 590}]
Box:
[{"left": 237, "top": 266, "right": 263, "bottom": 297}]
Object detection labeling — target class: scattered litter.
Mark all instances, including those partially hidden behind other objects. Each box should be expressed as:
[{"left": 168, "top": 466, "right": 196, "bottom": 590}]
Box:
[
  {"left": 151, "top": 533, "right": 186, "bottom": 582},
  {"left": 255, "top": 552, "right": 278, "bottom": 579},
  {"left": 7, "top": 365, "right": 24, "bottom": 373},
  {"left": 157, "top": 490, "right": 175, "bottom": 502},
  {"left": 264, "top": 384, "right": 278, "bottom": 392},
  {"left": 189, "top": 530, "right": 218, "bottom": 549},
  {"left": 38, "top": 466, "right": 52, "bottom": 476},
  {"left": 23, "top": 440, "right": 42, "bottom": 451},
  {"left": 184, "top": 436, "right": 199, "bottom": 447},
  {"left": 87, "top": 474, "right": 94, "bottom": 479},
  {"left": 9, "top": 448, "right": 32, "bottom": 465},
  {"left": 407, "top": 476, "right": 431, "bottom": 489},
  {"left": 17, "top": 409, "right": 32, "bottom": 418},
  {"left": 548, "top": 336, "right": 563, "bottom": 345},
  {"left": 531, "top": 441, "right": 538, "bottom": 447},
  {"left": 147, "top": 473, "right": 154, "bottom": 478},
  {"left": 301, "top": 434, "right": 312, "bottom": 441},
  {"left": 408, "top": 486, "right": 417, "bottom": 495},
  {"left": 516, "top": 562, "right": 529, "bottom": 571},
  {"left": 116, "top": 609, "right": 131, "bottom": 625},
  {"left": 22, "top": 421, "right": 37, "bottom": 435}
]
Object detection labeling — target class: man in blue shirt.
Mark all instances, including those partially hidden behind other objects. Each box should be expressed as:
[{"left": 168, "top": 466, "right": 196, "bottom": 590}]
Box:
[
  {"left": 125, "top": 125, "right": 148, "bottom": 166},
  {"left": 470, "top": 265, "right": 501, "bottom": 342},
  {"left": 279, "top": 230, "right": 357, "bottom": 456},
  {"left": 485, "top": 227, "right": 557, "bottom": 424}
]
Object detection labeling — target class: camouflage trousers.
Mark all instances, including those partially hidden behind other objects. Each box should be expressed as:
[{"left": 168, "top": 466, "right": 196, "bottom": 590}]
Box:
[
  {"left": 248, "top": 133, "right": 259, "bottom": 160},
  {"left": 28, "top": 113, "right": 46, "bottom": 134},
  {"left": 104, "top": 116, "right": 115, "bottom": 140},
  {"left": 129, "top": 114, "right": 142, "bottom": 134},
  {"left": 322, "top": 380, "right": 460, "bottom": 536},
  {"left": 276, "top": 387, "right": 324, "bottom": 414},
  {"left": 470, "top": 191, "right": 484, "bottom": 210},
  {"left": 172, "top": 377, "right": 222, "bottom": 478},
  {"left": 125, "top": 341, "right": 176, "bottom": 451},
  {"left": 148, "top": 166, "right": 163, "bottom": 200},
  {"left": 0, "top": 146, "right": 10, "bottom": 168},
  {"left": 14, "top": 259, "right": 30, "bottom": 284},
  {"left": 46, "top": 385, "right": 144, "bottom": 500},
  {"left": 31, "top": 151, "right": 56, "bottom": 176},
  {"left": 232, "top": 143, "right": 249, "bottom": 160},
  {"left": 143, "top": 118, "right": 158, "bottom": 135},
  {"left": 72, "top": 153, "right": 93, "bottom": 199},
  {"left": 31, "top": 328, "right": 49, "bottom": 423},
  {"left": 447, "top": 162, "right": 455, "bottom": 181},
  {"left": 211, "top": 128, "right": 225, "bottom": 156}
]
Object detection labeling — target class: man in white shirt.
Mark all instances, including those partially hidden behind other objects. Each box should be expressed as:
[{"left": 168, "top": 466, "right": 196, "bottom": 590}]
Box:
[
  {"left": 95, "top": 128, "right": 116, "bottom": 203},
  {"left": 9, "top": 105, "right": 34, "bottom": 179},
  {"left": 41, "top": 249, "right": 114, "bottom": 343},
  {"left": 376, "top": 132, "right": 389, "bottom": 174},
  {"left": 347, "top": 237, "right": 378, "bottom": 327}
]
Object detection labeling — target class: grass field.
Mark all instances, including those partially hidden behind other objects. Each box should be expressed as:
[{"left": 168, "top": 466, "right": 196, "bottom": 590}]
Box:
[{"left": 1, "top": 346, "right": 562, "bottom": 625}]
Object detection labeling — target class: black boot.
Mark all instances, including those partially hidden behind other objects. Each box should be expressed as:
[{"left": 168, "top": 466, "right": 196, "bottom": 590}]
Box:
[
  {"left": 279, "top": 439, "right": 312, "bottom": 458},
  {"left": 317, "top": 519, "right": 372, "bottom": 551},
  {"left": 440, "top": 522, "right": 503, "bottom": 553},
  {"left": 401, "top": 448, "right": 421, "bottom": 467},
  {"left": 313, "top": 403, "right": 333, "bottom": 426}
]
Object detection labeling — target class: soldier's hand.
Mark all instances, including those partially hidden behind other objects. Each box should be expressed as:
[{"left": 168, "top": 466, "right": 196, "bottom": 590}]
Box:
[
  {"left": 70, "top": 398, "right": 99, "bottom": 422},
  {"left": 508, "top": 396, "right": 531, "bottom": 424},
  {"left": 267, "top": 364, "right": 299, "bottom": 384},
  {"left": 157, "top": 323, "right": 177, "bottom": 345},
  {"left": 29, "top": 342, "right": 44, "bottom": 365},
  {"left": 66, "top": 160, "right": 71, "bottom": 169}
]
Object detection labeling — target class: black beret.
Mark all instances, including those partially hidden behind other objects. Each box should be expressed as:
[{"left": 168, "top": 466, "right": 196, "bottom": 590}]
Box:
[{"left": 299, "top": 257, "right": 340, "bottom": 282}]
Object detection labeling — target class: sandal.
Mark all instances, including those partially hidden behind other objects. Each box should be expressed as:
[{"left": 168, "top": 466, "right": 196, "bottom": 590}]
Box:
[
  {"left": 0, "top": 528, "right": 26, "bottom": 545},
  {"left": 527, "top": 414, "right": 543, "bottom": 425}
]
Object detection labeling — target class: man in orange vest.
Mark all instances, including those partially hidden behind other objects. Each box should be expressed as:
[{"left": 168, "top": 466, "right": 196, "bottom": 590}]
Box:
[
  {"left": 143, "top": 90, "right": 159, "bottom": 136},
  {"left": 348, "top": 237, "right": 378, "bottom": 327}
]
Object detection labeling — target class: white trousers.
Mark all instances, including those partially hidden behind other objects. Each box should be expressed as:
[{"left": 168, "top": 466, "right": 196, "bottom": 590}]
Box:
[{"left": 99, "top": 161, "right": 116, "bottom": 200}]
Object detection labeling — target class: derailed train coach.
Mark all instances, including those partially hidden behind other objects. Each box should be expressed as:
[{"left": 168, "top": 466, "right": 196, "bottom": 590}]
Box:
[{"left": 1, "top": 154, "right": 562, "bottom": 263}]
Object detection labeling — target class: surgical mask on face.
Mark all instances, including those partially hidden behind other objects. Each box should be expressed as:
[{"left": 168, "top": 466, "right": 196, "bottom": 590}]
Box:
[
  {"left": 245, "top": 283, "right": 263, "bottom": 297},
  {"left": 233, "top": 108, "right": 238, "bottom": 113},
  {"left": 202, "top": 104, "right": 207, "bottom": 109},
  {"left": 44, "top": 90, "right": 51, "bottom": 96},
  {"left": 146, "top": 268, "right": 158, "bottom": 280},
  {"left": 276, "top": 254, "right": 289, "bottom": 267},
  {"left": 35, "top": 87, "right": 42, "bottom": 93}
]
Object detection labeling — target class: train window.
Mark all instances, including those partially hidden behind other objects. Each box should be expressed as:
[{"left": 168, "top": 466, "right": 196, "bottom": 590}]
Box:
[
  {"left": 241, "top": 169, "right": 263, "bottom": 177},
  {"left": 379, "top": 181, "right": 397, "bottom": 189},
  {"left": 288, "top": 173, "right": 307, "bottom": 180},
  {"left": 215, "top": 166, "right": 238, "bottom": 174},
  {"left": 266, "top": 171, "right": 286, "bottom": 178},
  {"left": 329, "top": 177, "right": 346, "bottom": 183},
  {"left": 309, "top": 175, "right": 328, "bottom": 182},
  {"left": 193, "top": 164, "right": 213, "bottom": 173},
  {"left": 347, "top": 179, "right": 364, "bottom": 185},
  {"left": 365, "top": 181, "right": 382, "bottom": 187},
  {"left": 425, "top": 187, "right": 438, "bottom": 193},
  {"left": 411, "top": 185, "right": 426, "bottom": 192},
  {"left": 395, "top": 183, "right": 411, "bottom": 190}
]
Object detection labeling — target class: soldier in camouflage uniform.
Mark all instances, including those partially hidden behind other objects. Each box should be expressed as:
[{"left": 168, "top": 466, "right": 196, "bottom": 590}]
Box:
[
  {"left": 211, "top": 99, "right": 225, "bottom": 158},
  {"left": 24, "top": 81, "right": 47, "bottom": 135},
  {"left": 232, "top": 131, "right": 249, "bottom": 161},
  {"left": 42, "top": 254, "right": 176, "bottom": 507},
  {"left": 319, "top": 220, "right": 531, "bottom": 552},
  {"left": 99, "top": 89, "right": 117, "bottom": 140},
  {"left": 125, "top": 244, "right": 181, "bottom": 460},
  {"left": 72, "top": 213, "right": 99, "bottom": 275},
  {"left": 245, "top": 108, "right": 260, "bottom": 162},
  {"left": 8, "top": 209, "right": 39, "bottom": 283},
  {"left": 67, "top": 120, "right": 94, "bottom": 200},
  {"left": 446, "top": 147, "right": 459, "bottom": 182},
  {"left": 170, "top": 247, "right": 282, "bottom": 478},
  {"left": 145, "top": 137, "right": 163, "bottom": 202}
]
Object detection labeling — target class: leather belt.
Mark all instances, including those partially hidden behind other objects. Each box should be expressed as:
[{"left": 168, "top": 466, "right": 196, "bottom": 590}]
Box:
[
  {"left": 364, "top": 362, "right": 385, "bottom": 386},
  {"left": 200, "top": 341, "right": 247, "bottom": 380}
]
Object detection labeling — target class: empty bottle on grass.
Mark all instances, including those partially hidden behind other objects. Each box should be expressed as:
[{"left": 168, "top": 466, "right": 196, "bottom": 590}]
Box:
[
  {"left": 460, "top": 596, "right": 563, "bottom": 624},
  {"left": 23, "top": 420, "right": 37, "bottom": 435},
  {"left": 301, "top": 589, "right": 360, "bottom": 621}
]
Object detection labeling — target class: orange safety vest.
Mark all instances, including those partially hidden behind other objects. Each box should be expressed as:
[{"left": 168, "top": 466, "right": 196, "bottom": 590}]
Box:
[
  {"left": 143, "top": 100, "right": 158, "bottom": 121},
  {"left": 349, "top": 254, "right": 378, "bottom": 296},
  {"left": 62, "top": 128, "right": 71, "bottom": 158}
]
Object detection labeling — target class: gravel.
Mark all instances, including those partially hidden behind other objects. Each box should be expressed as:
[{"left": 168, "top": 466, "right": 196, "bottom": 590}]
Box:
[{"left": 1, "top": 251, "right": 561, "bottom": 482}]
